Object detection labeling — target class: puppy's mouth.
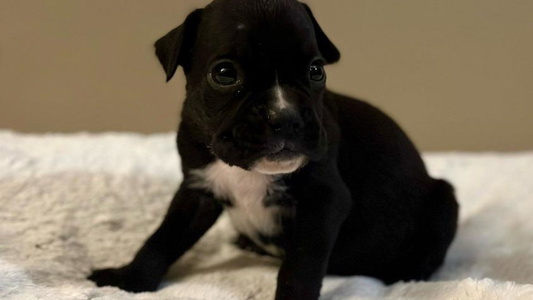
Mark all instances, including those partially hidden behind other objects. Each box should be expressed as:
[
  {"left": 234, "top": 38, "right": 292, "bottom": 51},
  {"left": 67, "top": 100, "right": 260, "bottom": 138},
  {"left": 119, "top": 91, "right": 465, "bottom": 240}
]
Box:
[
  {"left": 252, "top": 140, "right": 307, "bottom": 175},
  {"left": 264, "top": 140, "right": 300, "bottom": 161}
]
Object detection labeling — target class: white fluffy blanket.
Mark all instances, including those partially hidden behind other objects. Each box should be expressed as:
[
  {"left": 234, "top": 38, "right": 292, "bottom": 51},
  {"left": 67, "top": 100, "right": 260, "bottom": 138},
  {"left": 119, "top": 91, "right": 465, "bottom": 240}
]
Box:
[{"left": 1, "top": 130, "right": 533, "bottom": 300}]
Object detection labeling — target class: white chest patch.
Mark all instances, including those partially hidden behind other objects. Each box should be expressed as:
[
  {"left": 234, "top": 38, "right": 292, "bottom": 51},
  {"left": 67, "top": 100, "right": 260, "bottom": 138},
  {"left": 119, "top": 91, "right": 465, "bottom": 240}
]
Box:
[{"left": 190, "top": 160, "right": 287, "bottom": 255}]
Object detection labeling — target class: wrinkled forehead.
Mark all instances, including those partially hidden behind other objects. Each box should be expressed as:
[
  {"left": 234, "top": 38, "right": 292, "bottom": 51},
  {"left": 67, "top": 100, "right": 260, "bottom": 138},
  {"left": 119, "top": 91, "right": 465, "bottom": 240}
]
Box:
[{"left": 196, "top": 0, "right": 320, "bottom": 67}]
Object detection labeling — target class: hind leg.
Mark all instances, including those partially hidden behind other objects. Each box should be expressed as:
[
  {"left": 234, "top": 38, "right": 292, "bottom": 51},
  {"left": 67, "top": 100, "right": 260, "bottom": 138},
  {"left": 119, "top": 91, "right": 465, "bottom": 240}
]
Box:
[{"left": 375, "top": 179, "right": 459, "bottom": 284}]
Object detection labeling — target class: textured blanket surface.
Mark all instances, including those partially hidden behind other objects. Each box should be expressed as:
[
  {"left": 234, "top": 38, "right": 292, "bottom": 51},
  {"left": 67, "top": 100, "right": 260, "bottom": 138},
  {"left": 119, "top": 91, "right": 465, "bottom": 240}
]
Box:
[{"left": 1, "top": 130, "right": 533, "bottom": 300}]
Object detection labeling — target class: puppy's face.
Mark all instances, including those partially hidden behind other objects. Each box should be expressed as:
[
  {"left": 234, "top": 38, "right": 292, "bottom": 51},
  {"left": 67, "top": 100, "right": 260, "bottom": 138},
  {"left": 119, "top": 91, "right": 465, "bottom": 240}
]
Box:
[{"left": 156, "top": 0, "right": 340, "bottom": 174}]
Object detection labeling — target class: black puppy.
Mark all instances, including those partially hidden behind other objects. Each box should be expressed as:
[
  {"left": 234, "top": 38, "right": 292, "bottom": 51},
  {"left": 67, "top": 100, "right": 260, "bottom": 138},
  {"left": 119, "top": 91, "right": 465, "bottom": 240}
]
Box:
[{"left": 89, "top": 0, "right": 459, "bottom": 299}]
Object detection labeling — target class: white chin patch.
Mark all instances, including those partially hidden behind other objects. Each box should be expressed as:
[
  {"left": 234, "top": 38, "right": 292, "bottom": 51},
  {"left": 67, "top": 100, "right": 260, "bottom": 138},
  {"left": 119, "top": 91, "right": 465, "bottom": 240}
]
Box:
[{"left": 253, "top": 156, "right": 306, "bottom": 175}]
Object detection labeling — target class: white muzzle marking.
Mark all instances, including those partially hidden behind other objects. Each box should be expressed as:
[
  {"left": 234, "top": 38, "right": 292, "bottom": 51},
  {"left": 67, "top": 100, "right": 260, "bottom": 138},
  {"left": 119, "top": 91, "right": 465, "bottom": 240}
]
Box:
[{"left": 253, "top": 155, "right": 306, "bottom": 175}]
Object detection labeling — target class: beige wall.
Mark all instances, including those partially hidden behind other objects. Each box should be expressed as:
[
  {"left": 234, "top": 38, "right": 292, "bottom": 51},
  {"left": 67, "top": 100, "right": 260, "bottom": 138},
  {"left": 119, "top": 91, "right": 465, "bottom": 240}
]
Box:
[{"left": 1, "top": 0, "right": 532, "bottom": 151}]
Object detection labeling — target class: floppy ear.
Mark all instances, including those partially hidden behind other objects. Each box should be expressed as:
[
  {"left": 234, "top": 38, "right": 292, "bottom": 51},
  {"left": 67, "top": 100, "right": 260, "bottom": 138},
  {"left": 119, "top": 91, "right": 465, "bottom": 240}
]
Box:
[
  {"left": 155, "top": 9, "right": 203, "bottom": 81},
  {"left": 300, "top": 3, "right": 341, "bottom": 64}
]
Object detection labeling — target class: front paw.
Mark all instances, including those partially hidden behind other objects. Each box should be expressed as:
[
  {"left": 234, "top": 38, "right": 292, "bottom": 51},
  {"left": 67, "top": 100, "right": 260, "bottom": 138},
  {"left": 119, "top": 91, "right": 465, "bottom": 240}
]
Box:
[{"left": 88, "top": 266, "right": 159, "bottom": 293}]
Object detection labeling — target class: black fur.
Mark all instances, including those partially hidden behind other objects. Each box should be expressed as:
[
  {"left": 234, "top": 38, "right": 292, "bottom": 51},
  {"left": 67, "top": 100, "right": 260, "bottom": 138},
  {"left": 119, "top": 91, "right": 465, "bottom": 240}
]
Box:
[{"left": 89, "top": 1, "right": 458, "bottom": 299}]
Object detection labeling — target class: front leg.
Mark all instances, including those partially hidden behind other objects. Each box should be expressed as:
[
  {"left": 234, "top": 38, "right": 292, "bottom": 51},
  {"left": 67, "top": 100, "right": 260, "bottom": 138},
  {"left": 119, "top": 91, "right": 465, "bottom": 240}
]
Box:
[
  {"left": 89, "top": 182, "right": 222, "bottom": 292},
  {"left": 276, "top": 160, "right": 352, "bottom": 300}
]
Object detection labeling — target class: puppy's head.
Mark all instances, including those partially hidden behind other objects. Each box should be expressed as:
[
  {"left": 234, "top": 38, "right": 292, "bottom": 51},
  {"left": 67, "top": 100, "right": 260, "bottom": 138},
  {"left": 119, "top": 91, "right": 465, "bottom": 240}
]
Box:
[{"left": 155, "top": 0, "right": 340, "bottom": 174}]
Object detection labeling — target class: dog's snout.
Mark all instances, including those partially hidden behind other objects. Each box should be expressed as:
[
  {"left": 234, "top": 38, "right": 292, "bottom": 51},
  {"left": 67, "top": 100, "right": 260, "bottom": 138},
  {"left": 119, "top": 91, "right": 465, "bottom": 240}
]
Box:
[
  {"left": 268, "top": 109, "right": 304, "bottom": 135},
  {"left": 254, "top": 104, "right": 304, "bottom": 136}
]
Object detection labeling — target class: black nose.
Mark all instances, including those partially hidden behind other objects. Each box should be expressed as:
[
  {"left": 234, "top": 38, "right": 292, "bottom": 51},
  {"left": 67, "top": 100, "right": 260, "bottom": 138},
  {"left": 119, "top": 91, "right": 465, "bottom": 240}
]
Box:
[{"left": 262, "top": 106, "right": 304, "bottom": 136}]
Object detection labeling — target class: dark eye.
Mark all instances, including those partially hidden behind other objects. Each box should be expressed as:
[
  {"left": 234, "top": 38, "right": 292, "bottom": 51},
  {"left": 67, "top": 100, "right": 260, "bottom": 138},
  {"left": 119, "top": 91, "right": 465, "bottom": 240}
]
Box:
[
  {"left": 212, "top": 62, "right": 238, "bottom": 86},
  {"left": 309, "top": 62, "right": 325, "bottom": 82}
]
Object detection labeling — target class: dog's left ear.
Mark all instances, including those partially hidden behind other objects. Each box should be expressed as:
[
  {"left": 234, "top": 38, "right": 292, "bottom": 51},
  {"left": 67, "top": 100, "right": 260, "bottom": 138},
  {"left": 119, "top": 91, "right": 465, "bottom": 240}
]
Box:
[
  {"left": 155, "top": 9, "right": 203, "bottom": 81},
  {"left": 301, "top": 3, "right": 341, "bottom": 64}
]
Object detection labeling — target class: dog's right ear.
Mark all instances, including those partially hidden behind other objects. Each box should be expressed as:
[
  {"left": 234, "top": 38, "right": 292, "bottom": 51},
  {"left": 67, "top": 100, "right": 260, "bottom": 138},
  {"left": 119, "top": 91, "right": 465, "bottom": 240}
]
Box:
[{"left": 155, "top": 9, "right": 203, "bottom": 81}]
